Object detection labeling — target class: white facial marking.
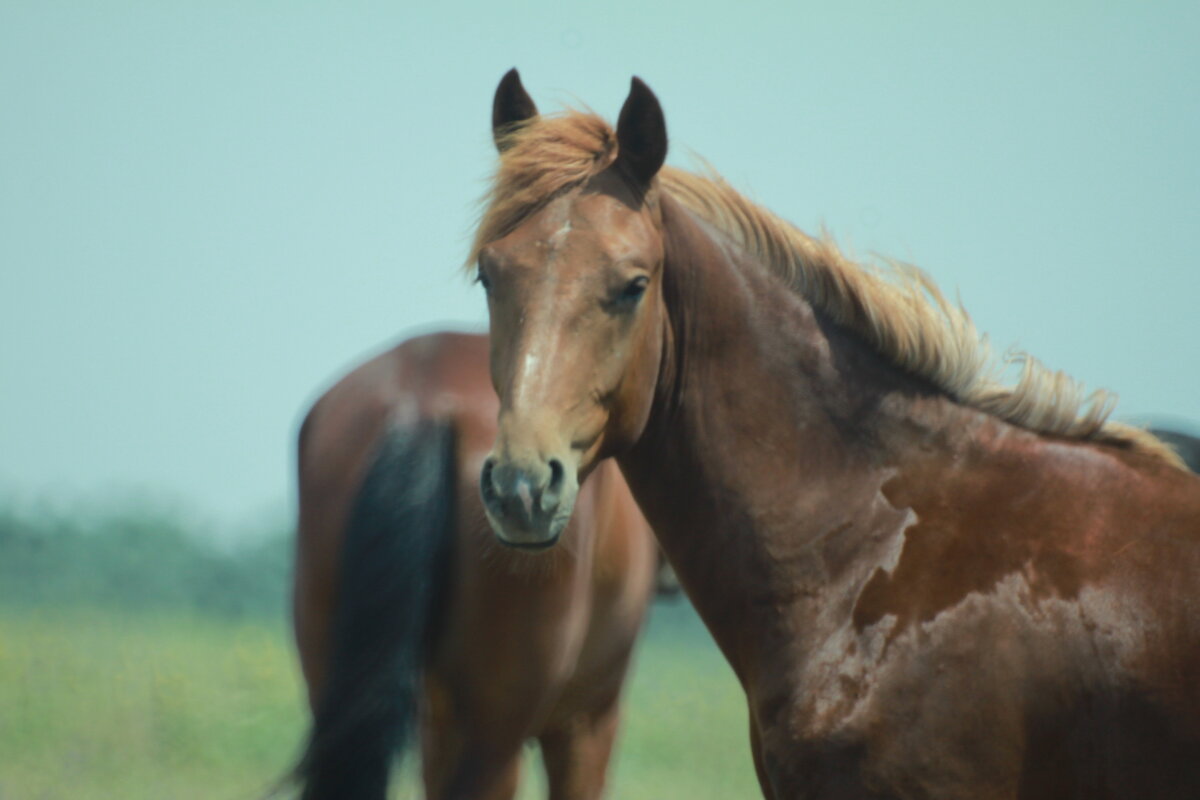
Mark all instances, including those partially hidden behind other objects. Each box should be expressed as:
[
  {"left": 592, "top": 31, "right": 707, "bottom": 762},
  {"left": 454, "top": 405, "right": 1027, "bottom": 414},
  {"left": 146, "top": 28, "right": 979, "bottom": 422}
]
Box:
[
  {"left": 521, "top": 353, "right": 540, "bottom": 383},
  {"left": 548, "top": 217, "right": 572, "bottom": 247}
]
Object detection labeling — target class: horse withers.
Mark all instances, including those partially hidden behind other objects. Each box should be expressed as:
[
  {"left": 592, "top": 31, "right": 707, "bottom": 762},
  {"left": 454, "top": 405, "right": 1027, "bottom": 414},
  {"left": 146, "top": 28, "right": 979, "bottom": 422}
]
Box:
[
  {"left": 291, "top": 330, "right": 657, "bottom": 799},
  {"left": 1150, "top": 426, "right": 1200, "bottom": 472},
  {"left": 474, "top": 70, "right": 1200, "bottom": 799}
]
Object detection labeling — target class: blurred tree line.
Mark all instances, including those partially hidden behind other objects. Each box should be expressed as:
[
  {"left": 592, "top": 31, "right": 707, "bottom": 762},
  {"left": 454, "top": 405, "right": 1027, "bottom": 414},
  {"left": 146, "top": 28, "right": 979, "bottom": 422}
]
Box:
[{"left": 0, "top": 500, "right": 291, "bottom": 619}]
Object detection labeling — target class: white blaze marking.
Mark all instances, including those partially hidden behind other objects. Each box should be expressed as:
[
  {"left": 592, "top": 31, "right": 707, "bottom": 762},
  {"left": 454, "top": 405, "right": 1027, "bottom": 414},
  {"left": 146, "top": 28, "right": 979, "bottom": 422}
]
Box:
[
  {"left": 548, "top": 217, "right": 572, "bottom": 246},
  {"left": 522, "top": 353, "right": 540, "bottom": 380}
]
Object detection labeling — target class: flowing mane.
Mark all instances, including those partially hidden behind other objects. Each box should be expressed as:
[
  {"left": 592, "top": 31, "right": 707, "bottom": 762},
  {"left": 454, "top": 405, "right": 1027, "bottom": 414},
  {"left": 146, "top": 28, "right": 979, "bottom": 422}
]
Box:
[{"left": 471, "top": 110, "right": 1183, "bottom": 469}]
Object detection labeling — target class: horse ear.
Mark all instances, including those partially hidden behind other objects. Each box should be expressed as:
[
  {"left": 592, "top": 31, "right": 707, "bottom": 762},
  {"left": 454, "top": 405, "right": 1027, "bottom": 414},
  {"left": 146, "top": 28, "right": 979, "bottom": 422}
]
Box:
[
  {"left": 492, "top": 68, "right": 538, "bottom": 152},
  {"left": 615, "top": 77, "right": 668, "bottom": 186}
]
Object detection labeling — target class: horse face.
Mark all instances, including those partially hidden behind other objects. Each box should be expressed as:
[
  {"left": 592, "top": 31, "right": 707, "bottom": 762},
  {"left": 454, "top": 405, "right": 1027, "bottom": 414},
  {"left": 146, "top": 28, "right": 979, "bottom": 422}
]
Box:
[{"left": 477, "top": 73, "right": 669, "bottom": 549}]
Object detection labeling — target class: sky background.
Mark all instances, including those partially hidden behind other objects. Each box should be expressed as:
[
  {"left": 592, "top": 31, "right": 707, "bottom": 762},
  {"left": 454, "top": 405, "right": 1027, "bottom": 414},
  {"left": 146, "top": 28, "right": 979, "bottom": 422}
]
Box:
[{"left": 2, "top": 1, "right": 1198, "bottom": 534}]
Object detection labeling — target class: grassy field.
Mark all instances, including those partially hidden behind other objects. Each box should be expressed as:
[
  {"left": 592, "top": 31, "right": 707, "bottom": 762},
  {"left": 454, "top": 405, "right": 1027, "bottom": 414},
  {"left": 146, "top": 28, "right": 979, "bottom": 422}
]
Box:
[{"left": 0, "top": 600, "right": 758, "bottom": 799}]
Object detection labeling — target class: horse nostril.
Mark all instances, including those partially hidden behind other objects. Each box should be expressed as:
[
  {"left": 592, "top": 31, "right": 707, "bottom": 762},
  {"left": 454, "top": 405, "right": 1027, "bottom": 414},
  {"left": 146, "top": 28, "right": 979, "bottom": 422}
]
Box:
[
  {"left": 542, "top": 458, "right": 565, "bottom": 509},
  {"left": 483, "top": 455, "right": 569, "bottom": 518},
  {"left": 480, "top": 458, "right": 498, "bottom": 505}
]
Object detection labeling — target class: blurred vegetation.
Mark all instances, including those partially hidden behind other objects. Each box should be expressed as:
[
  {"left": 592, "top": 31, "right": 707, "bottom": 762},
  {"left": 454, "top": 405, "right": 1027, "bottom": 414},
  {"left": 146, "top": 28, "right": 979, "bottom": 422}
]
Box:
[
  {"left": 0, "top": 499, "right": 290, "bottom": 620},
  {"left": 0, "top": 498, "right": 757, "bottom": 799}
]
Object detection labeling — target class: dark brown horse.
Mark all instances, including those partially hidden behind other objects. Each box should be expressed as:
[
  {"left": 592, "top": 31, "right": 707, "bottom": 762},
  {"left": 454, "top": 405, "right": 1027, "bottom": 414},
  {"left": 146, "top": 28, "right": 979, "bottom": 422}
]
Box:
[
  {"left": 1150, "top": 426, "right": 1200, "bottom": 472},
  {"left": 474, "top": 70, "right": 1200, "bottom": 799},
  {"left": 291, "top": 330, "right": 657, "bottom": 799}
]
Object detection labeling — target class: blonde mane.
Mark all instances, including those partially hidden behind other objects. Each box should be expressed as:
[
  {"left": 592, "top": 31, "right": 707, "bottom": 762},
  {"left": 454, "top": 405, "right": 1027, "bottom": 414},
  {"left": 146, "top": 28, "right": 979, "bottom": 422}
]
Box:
[
  {"left": 470, "top": 112, "right": 618, "bottom": 265},
  {"left": 471, "top": 111, "right": 1184, "bottom": 469}
]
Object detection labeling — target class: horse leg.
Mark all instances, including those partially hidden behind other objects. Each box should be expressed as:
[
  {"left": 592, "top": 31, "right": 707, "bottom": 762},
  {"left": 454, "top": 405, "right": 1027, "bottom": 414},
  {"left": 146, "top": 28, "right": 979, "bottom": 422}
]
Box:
[
  {"left": 538, "top": 699, "right": 623, "bottom": 800},
  {"left": 421, "top": 677, "right": 525, "bottom": 800},
  {"left": 422, "top": 734, "right": 523, "bottom": 800},
  {"left": 749, "top": 715, "right": 777, "bottom": 800}
]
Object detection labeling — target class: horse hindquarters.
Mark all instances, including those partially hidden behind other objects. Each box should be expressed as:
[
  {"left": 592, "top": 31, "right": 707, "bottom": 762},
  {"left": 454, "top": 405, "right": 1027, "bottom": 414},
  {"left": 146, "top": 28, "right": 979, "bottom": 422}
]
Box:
[{"left": 297, "top": 422, "right": 456, "bottom": 800}]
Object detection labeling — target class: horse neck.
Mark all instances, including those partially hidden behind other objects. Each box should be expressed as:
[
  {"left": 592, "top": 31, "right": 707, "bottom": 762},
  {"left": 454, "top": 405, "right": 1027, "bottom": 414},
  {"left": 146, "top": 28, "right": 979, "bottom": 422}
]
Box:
[{"left": 619, "top": 192, "right": 942, "bottom": 677}]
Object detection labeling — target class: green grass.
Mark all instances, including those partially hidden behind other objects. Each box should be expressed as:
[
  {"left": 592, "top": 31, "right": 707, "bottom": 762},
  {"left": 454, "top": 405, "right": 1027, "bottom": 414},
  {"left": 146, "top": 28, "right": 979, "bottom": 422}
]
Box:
[
  {"left": 0, "top": 609, "right": 301, "bottom": 800},
  {"left": 604, "top": 601, "right": 758, "bottom": 799},
  {"left": 0, "top": 601, "right": 758, "bottom": 799}
]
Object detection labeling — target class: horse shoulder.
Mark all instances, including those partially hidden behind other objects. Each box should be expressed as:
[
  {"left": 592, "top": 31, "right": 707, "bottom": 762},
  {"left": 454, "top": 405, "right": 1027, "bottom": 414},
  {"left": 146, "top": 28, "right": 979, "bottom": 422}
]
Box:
[{"left": 775, "top": 428, "right": 1200, "bottom": 796}]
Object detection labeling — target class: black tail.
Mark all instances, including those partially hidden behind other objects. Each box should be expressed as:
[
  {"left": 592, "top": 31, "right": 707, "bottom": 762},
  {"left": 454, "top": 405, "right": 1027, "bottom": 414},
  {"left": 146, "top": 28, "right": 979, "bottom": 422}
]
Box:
[{"left": 295, "top": 421, "right": 456, "bottom": 799}]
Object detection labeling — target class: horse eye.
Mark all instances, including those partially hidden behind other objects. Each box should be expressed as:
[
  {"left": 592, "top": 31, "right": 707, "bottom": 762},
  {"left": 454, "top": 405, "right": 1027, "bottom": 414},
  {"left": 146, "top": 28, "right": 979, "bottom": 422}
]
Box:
[
  {"left": 475, "top": 267, "right": 491, "bottom": 292},
  {"left": 618, "top": 276, "right": 649, "bottom": 304}
]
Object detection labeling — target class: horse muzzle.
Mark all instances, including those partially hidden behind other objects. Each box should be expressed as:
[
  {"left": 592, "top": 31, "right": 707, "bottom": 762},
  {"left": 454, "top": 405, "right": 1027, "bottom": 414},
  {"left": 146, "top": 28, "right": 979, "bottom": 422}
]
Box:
[{"left": 480, "top": 453, "right": 578, "bottom": 549}]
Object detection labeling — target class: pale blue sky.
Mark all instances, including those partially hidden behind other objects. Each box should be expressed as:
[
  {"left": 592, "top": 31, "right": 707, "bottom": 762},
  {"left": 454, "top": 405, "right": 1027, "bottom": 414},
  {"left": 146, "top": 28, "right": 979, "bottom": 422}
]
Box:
[{"left": 2, "top": 2, "right": 1197, "bottom": 530}]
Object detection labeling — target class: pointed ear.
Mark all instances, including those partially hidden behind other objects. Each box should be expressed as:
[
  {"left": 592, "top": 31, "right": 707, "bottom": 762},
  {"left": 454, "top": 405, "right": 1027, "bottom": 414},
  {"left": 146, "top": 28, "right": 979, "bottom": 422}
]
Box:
[
  {"left": 492, "top": 68, "right": 538, "bottom": 151},
  {"left": 615, "top": 77, "right": 668, "bottom": 186}
]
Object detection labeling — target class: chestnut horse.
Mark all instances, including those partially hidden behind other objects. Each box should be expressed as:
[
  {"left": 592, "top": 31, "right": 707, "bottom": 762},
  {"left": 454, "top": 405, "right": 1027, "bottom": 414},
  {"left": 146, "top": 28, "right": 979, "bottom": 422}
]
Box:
[
  {"left": 1150, "top": 427, "right": 1200, "bottom": 472},
  {"left": 474, "top": 70, "right": 1200, "bottom": 799},
  {"left": 291, "top": 330, "right": 657, "bottom": 799}
]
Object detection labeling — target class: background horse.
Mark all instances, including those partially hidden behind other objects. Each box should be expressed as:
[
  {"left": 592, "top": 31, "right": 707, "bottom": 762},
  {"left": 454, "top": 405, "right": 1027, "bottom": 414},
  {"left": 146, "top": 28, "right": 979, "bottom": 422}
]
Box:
[
  {"left": 292, "top": 330, "right": 658, "bottom": 799},
  {"left": 475, "top": 71, "right": 1200, "bottom": 798},
  {"left": 1150, "top": 426, "right": 1200, "bottom": 472}
]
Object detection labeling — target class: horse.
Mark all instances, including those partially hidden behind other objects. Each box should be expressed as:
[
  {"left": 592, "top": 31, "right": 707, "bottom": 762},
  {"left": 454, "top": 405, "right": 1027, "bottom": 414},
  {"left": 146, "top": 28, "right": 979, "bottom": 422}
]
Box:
[
  {"left": 472, "top": 70, "right": 1200, "bottom": 799},
  {"left": 291, "top": 330, "right": 658, "bottom": 799},
  {"left": 1150, "top": 427, "right": 1200, "bottom": 472}
]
